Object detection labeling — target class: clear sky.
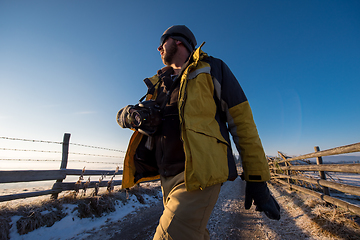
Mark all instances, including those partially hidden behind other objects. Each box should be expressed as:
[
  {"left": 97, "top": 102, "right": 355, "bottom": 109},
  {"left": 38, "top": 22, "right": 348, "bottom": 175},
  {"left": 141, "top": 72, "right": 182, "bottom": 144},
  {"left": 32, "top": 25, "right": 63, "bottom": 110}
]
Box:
[{"left": 1, "top": 0, "right": 359, "bottom": 161}]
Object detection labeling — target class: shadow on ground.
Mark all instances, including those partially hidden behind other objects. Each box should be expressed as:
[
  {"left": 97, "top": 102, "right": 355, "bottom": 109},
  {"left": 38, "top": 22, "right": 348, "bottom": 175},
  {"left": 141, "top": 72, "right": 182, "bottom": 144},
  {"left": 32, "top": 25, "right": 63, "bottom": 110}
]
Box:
[
  {"left": 208, "top": 178, "right": 313, "bottom": 240},
  {"left": 268, "top": 181, "right": 360, "bottom": 240}
]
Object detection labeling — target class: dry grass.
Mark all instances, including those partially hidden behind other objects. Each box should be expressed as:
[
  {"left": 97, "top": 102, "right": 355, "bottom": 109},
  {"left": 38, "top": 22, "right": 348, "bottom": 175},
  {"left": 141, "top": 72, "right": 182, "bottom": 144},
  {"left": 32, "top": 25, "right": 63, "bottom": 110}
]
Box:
[
  {"left": 76, "top": 194, "right": 117, "bottom": 218},
  {"left": 0, "top": 217, "right": 10, "bottom": 240},
  {"left": 16, "top": 206, "right": 66, "bottom": 235},
  {"left": 307, "top": 198, "right": 360, "bottom": 239},
  {"left": 0, "top": 200, "right": 65, "bottom": 238},
  {"left": 269, "top": 181, "right": 360, "bottom": 240}
]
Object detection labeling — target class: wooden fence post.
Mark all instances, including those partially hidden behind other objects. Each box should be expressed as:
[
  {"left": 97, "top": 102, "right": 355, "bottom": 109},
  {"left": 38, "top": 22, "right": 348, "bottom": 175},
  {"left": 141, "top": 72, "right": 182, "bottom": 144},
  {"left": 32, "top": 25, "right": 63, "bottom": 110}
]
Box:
[
  {"left": 314, "top": 146, "right": 330, "bottom": 196},
  {"left": 285, "top": 161, "right": 291, "bottom": 185},
  {"left": 51, "top": 133, "right": 71, "bottom": 199},
  {"left": 278, "top": 152, "right": 292, "bottom": 189}
]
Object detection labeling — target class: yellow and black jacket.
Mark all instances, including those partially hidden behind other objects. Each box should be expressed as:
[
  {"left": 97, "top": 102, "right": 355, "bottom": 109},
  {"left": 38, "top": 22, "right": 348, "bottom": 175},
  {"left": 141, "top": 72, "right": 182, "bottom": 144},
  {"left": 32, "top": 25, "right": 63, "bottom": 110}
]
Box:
[{"left": 119, "top": 44, "right": 270, "bottom": 191}]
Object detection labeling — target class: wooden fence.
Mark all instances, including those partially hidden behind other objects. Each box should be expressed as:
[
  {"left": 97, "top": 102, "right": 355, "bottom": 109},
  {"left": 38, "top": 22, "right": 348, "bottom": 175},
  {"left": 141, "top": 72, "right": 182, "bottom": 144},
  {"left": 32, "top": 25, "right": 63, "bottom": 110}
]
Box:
[
  {"left": 269, "top": 142, "right": 360, "bottom": 216},
  {"left": 2, "top": 133, "right": 360, "bottom": 218},
  {"left": 0, "top": 133, "right": 123, "bottom": 202}
]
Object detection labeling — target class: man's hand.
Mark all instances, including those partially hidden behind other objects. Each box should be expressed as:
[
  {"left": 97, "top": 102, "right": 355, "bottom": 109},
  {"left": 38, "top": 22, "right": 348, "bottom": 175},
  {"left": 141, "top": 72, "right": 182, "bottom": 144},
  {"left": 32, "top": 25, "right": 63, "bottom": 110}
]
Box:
[{"left": 244, "top": 181, "right": 281, "bottom": 220}]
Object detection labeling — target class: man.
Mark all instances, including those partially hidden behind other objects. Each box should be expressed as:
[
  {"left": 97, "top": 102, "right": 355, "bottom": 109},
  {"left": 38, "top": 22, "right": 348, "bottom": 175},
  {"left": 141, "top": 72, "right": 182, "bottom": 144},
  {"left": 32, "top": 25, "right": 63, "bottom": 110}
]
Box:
[{"left": 117, "top": 25, "right": 280, "bottom": 240}]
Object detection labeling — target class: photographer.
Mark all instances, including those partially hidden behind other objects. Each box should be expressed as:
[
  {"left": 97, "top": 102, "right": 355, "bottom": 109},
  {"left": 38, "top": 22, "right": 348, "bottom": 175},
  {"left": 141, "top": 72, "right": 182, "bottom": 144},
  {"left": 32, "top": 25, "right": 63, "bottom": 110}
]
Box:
[{"left": 117, "top": 25, "right": 280, "bottom": 240}]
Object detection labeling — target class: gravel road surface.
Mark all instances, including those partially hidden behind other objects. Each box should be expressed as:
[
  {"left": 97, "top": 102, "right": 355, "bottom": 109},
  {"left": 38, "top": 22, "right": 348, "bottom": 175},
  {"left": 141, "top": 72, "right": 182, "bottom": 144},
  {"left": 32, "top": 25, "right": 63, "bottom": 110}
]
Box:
[{"left": 81, "top": 177, "right": 273, "bottom": 240}]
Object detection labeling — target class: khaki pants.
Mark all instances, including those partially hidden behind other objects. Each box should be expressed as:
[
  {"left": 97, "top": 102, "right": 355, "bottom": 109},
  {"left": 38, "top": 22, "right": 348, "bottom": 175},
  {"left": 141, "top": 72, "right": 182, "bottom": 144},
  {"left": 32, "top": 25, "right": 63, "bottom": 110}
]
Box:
[{"left": 153, "top": 172, "right": 221, "bottom": 240}]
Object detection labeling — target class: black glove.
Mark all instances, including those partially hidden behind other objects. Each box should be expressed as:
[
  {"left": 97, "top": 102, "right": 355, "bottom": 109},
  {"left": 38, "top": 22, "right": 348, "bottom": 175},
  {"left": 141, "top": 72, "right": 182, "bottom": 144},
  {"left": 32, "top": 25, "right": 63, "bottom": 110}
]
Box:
[{"left": 245, "top": 181, "right": 281, "bottom": 220}]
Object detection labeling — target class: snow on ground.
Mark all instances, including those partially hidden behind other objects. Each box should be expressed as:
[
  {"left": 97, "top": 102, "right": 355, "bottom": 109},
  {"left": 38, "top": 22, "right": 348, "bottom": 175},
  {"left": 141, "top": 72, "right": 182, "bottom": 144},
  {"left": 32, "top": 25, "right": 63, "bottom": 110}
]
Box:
[
  {"left": 332, "top": 172, "right": 360, "bottom": 187},
  {"left": 3, "top": 182, "right": 162, "bottom": 240},
  {"left": 8, "top": 196, "right": 149, "bottom": 240},
  {"left": 297, "top": 172, "right": 360, "bottom": 206}
]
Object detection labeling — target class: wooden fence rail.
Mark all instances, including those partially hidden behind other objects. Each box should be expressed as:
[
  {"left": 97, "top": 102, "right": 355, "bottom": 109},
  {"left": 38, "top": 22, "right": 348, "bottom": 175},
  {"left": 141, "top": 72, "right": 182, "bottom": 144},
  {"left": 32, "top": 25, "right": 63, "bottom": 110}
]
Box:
[
  {"left": 269, "top": 142, "right": 360, "bottom": 216},
  {"left": 2, "top": 133, "right": 359, "bottom": 218},
  {"left": 270, "top": 163, "right": 360, "bottom": 173},
  {"left": 0, "top": 133, "right": 124, "bottom": 203},
  {"left": 273, "top": 142, "right": 360, "bottom": 164}
]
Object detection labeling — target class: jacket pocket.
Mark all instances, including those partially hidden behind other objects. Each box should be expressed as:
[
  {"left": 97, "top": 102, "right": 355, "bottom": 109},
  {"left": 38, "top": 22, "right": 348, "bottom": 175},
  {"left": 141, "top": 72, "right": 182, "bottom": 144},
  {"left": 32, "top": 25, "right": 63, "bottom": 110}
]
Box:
[{"left": 183, "top": 128, "right": 229, "bottom": 190}]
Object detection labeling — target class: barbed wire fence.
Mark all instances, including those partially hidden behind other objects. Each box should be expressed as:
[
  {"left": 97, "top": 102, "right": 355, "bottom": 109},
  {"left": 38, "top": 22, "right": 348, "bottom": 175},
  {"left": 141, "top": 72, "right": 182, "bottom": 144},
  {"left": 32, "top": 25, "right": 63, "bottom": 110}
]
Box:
[
  {"left": 0, "top": 136, "right": 126, "bottom": 165},
  {"left": 0, "top": 134, "right": 129, "bottom": 201}
]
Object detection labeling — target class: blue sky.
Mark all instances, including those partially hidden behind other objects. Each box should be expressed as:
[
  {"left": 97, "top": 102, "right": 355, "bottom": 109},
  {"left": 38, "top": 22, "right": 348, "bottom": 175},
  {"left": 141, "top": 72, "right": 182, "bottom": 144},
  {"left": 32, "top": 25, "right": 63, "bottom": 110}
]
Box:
[{"left": 1, "top": 0, "right": 359, "bottom": 161}]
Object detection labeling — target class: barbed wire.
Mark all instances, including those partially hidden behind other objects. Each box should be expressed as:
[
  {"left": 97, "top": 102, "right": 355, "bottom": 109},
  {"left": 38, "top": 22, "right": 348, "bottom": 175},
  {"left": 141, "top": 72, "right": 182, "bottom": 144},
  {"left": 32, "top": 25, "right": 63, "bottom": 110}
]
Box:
[
  {"left": 0, "top": 136, "right": 62, "bottom": 144},
  {"left": 0, "top": 159, "right": 123, "bottom": 165},
  {"left": 0, "top": 136, "right": 126, "bottom": 153},
  {"left": 0, "top": 148, "right": 124, "bottom": 158},
  {"left": 70, "top": 152, "right": 124, "bottom": 158},
  {"left": 69, "top": 143, "right": 126, "bottom": 153},
  {"left": 0, "top": 158, "right": 60, "bottom": 162}
]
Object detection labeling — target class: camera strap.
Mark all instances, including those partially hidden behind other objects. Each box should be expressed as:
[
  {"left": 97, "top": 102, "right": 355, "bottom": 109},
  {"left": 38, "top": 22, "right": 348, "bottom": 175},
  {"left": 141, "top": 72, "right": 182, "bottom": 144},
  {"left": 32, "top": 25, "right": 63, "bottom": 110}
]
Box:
[
  {"left": 159, "top": 50, "right": 196, "bottom": 111},
  {"left": 138, "top": 66, "right": 174, "bottom": 103},
  {"left": 138, "top": 78, "right": 161, "bottom": 103}
]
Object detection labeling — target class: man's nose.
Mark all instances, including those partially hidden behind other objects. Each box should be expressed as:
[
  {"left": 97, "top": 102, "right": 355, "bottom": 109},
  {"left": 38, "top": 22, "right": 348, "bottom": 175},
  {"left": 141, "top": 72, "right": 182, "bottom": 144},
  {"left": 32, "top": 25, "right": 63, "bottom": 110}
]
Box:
[{"left": 157, "top": 45, "right": 163, "bottom": 51}]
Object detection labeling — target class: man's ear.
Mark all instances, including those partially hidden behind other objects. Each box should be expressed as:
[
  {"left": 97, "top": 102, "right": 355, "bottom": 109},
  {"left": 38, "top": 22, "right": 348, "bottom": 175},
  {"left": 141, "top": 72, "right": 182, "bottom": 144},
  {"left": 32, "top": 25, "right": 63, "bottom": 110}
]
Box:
[{"left": 175, "top": 40, "right": 182, "bottom": 45}]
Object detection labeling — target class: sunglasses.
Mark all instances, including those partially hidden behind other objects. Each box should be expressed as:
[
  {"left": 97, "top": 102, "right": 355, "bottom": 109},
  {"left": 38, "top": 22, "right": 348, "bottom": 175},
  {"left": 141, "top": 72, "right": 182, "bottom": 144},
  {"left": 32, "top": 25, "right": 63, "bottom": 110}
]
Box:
[{"left": 159, "top": 33, "right": 194, "bottom": 49}]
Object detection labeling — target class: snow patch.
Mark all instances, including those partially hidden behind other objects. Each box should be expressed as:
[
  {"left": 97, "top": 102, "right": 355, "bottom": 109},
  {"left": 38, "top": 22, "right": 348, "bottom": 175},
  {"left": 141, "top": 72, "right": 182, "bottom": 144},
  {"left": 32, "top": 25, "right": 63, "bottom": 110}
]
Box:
[{"left": 8, "top": 194, "right": 159, "bottom": 240}]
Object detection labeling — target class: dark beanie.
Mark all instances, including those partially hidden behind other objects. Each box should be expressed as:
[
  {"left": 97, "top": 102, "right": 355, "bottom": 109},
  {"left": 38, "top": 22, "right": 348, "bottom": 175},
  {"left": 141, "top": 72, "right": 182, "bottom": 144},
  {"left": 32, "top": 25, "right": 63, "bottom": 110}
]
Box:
[{"left": 160, "top": 25, "right": 197, "bottom": 53}]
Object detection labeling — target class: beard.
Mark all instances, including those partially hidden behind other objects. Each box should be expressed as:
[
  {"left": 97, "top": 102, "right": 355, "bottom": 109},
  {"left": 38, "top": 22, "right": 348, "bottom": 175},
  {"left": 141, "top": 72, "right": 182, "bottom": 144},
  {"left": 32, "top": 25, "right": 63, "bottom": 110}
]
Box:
[{"left": 163, "top": 40, "right": 178, "bottom": 65}]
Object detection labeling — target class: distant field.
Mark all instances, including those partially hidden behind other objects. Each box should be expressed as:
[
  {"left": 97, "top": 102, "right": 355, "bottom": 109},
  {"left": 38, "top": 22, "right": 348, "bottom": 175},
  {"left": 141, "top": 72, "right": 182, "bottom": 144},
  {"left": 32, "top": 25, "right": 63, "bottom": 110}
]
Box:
[
  {"left": 331, "top": 172, "right": 360, "bottom": 187},
  {"left": 308, "top": 154, "right": 360, "bottom": 164}
]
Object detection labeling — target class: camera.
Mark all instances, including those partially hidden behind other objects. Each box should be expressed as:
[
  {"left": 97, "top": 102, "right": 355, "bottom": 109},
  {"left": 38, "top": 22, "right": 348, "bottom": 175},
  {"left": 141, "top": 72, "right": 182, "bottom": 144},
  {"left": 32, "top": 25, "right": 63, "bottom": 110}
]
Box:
[{"left": 129, "top": 100, "right": 162, "bottom": 135}]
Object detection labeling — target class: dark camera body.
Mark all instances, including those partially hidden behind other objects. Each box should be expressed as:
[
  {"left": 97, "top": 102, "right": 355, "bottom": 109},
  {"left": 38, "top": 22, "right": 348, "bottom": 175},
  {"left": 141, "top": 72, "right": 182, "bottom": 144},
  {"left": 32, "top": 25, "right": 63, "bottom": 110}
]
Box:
[{"left": 131, "top": 100, "right": 162, "bottom": 135}]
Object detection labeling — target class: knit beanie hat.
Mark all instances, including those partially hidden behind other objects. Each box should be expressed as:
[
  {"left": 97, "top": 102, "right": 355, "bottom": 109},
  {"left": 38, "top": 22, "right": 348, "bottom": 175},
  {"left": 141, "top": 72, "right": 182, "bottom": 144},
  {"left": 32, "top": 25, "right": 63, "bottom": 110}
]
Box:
[{"left": 160, "top": 25, "right": 197, "bottom": 53}]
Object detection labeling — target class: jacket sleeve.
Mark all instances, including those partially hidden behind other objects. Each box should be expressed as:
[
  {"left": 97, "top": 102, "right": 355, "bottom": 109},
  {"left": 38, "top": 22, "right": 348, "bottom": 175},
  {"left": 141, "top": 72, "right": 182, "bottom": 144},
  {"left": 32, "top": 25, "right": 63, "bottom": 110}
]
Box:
[{"left": 209, "top": 57, "right": 270, "bottom": 182}]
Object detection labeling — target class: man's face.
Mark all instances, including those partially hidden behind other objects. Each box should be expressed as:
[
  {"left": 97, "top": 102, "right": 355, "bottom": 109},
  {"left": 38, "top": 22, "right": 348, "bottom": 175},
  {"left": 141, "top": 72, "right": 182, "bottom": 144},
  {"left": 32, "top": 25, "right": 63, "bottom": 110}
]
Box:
[{"left": 158, "top": 38, "right": 178, "bottom": 66}]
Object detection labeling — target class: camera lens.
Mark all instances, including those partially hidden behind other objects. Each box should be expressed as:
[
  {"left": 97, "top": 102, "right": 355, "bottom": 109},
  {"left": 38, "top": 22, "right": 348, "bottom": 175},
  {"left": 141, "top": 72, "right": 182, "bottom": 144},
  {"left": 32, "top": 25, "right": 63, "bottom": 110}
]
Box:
[{"left": 132, "top": 112, "right": 143, "bottom": 127}]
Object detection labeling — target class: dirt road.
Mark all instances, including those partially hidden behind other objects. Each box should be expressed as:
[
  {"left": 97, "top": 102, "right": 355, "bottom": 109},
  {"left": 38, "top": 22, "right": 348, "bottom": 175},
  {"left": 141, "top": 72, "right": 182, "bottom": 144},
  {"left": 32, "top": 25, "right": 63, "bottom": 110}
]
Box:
[
  {"left": 76, "top": 176, "right": 360, "bottom": 240},
  {"left": 207, "top": 178, "right": 267, "bottom": 239},
  {"left": 80, "top": 177, "right": 270, "bottom": 240}
]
